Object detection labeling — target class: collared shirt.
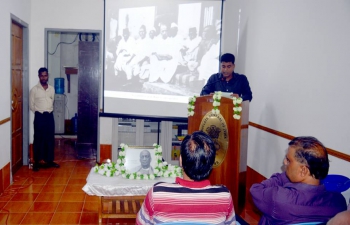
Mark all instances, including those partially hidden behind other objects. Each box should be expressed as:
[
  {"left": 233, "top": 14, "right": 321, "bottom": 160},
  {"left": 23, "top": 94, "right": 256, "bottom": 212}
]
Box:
[
  {"left": 29, "top": 82, "right": 55, "bottom": 113},
  {"left": 250, "top": 172, "right": 347, "bottom": 225},
  {"left": 200, "top": 72, "right": 253, "bottom": 101},
  {"left": 136, "top": 177, "right": 236, "bottom": 225}
]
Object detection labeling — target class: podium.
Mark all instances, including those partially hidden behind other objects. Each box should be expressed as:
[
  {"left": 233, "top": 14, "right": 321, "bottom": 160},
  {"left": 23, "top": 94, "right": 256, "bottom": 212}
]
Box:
[{"left": 188, "top": 95, "right": 249, "bottom": 213}]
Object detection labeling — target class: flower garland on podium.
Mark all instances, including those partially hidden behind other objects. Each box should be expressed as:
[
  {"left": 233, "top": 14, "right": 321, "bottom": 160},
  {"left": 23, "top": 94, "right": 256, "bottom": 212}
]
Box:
[
  {"left": 93, "top": 143, "right": 182, "bottom": 180},
  {"left": 187, "top": 91, "right": 243, "bottom": 120}
]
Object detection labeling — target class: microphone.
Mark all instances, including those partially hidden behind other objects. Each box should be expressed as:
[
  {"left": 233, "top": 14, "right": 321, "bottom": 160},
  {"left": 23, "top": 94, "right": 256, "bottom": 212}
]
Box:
[{"left": 200, "top": 73, "right": 224, "bottom": 96}]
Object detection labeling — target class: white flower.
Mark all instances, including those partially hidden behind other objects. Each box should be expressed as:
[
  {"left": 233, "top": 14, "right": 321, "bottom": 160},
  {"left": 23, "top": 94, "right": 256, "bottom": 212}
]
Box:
[
  {"left": 163, "top": 162, "right": 168, "bottom": 166},
  {"left": 122, "top": 174, "right": 126, "bottom": 178},
  {"left": 129, "top": 175, "right": 135, "bottom": 180},
  {"left": 114, "top": 171, "right": 120, "bottom": 176},
  {"left": 164, "top": 173, "right": 169, "bottom": 178},
  {"left": 233, "top": 114, "right": 241, "bottom": 120},
  {"left": 117, "top": 159, "right": 121, "bottom": 164},
  {"left": 236, "top": 98, "right": 243, "bottom": 104},
  {"left": 137, "top": 172, "right": 141, "bottom": 176},
  {"left": 122, "top": 158, "right": 126, "bottom": 163},
  {"left": 120, "top": 143, "right": 125, "bottom": 148},
  {"left": 136, "top": 176, "right": 141, "bottom": 180},
  {"left": 236, "top": 106, "right": 242, "bottom": 112},
  {"left": 154, "top": 168, "right": 160, "bottom": 174},
  {"left": 143, "top": 175, "right": 149, "bottom": 180},
  {"left": 168, "top": 165, "right": 174, "bottom": 171},
  {"left": 157, "top": 147, "right": 162, "bottom": 152},
  {"left": 150, "top": 174, "right": 155, "bottom": 180},
  {"left": 233, "top": 99, "right": 237, "bottom": 105},
  {"left": 153, "top": 143, "right": 157, "bottom": 147},
  {"left": 105, "top": 171, "right": 111, "bottom": 177},
  {"left": 121, "top": 166, "right": 126, "bottom": 171},
  {"left": 189, "top": 111, "right": 195, "bottom": 116},
  {"left": 98, "top": 169, "right": 104, "bottom": 175},
  {"left": 171, "top": 173, "right": 177, "bottom": 178},
  {"left": 157, "top": 171, "right": 163, "bottom": 176}
]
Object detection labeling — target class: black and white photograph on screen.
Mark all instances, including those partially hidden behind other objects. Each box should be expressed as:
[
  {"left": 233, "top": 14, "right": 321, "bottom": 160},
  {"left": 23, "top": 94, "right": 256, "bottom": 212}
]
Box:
[
  {"left": 104, "top": 0, "right": 222, "bottom": 98},
  {"left": 124, "top": 147, "right": 157, "bottom": 175}
]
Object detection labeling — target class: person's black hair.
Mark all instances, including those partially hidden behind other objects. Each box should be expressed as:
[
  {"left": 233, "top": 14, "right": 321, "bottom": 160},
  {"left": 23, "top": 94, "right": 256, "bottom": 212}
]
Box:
[
  {"left": 38, "top": 67, "right": 48, "bottom": 76},
  {"left": 220, "top": 53, "right": 235, "bottom": 64},
  {"left": 288, "top": 136, "right": 329, "bottom": 180},
  {"left": 180, "top": 131, "right": 216, "bottom": 181},
  {"left": 140, "top": 24, "right": 146, "bottom": 31}
]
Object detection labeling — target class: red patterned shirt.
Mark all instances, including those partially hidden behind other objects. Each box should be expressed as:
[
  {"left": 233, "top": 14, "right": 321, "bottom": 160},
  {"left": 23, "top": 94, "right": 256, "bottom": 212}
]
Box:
[{"left": 136, "top": 177, "right": 236, "bottom": 225}]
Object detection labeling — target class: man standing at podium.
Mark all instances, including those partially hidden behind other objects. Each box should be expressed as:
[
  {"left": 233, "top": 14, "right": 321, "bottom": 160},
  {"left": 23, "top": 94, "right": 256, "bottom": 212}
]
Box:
[
  {"left": 200, "top": 53, "right": 253, "bottom": 101},
  {"left": 30, "top": 67, "right": 60, "bottom": 171}
]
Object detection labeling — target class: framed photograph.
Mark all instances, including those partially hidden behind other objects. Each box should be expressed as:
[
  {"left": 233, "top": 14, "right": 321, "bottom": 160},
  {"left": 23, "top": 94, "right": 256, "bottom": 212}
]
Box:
[{"left": 123, "top": 146, "right": 157, "bottom": 175}]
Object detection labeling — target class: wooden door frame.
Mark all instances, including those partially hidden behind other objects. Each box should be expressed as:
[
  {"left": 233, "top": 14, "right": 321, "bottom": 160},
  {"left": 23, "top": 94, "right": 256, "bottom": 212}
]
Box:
[
  {"left": 10, "top": 15, "right": 29, "bottom": 172},
  {"left": 44, "top": 28, "right": 102, "bottom": 162}
]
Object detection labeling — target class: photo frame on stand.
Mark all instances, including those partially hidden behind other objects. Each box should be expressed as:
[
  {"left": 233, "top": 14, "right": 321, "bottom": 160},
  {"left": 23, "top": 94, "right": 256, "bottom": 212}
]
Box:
[{"left": 123, "top": 146, "right": 157, "bottom": 175}]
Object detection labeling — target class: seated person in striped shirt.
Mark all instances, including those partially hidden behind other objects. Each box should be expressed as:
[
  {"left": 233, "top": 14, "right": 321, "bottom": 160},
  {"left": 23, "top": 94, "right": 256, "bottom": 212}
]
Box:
[{"left": 136, "top": 131, "right": 236, "bottom": 225}]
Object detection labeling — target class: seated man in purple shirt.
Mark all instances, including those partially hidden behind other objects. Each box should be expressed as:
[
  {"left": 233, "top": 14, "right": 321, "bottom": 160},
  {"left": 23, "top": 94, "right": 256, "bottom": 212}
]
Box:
[{"left": 250, "top": 136, "right": 347, "bottom": 225}]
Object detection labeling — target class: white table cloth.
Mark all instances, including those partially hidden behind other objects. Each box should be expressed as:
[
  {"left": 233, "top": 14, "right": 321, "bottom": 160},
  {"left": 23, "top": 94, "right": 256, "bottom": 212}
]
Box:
[{"left": 82, "top": 168, "right": 175, "bottom": 196}]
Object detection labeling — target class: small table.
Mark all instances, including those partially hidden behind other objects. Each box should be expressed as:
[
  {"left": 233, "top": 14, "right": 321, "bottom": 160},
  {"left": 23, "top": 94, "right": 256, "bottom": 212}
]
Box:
[{"left": 82, "top": 168, "right": 175, "bottom": 224}]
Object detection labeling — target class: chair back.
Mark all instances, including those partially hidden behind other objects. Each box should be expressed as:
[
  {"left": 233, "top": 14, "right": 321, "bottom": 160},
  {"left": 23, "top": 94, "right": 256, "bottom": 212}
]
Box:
[{"left": 321, "top": 174, "right": 350, "bottom": 192}]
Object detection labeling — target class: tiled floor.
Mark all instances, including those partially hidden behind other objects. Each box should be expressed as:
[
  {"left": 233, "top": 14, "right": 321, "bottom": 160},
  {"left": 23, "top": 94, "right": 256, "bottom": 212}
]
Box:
[
  {"left": 0, "top": 138, "right": 259, "bottom": 225},
  {"left": 0, "top": 139, "right": 135, "bottom": 225}
]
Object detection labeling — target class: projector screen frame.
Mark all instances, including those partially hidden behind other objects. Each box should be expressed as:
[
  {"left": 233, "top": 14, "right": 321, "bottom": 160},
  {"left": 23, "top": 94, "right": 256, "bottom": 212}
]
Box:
[
  {"left": 99, "top": 112, "right": 188, "bottom": 123},
  {"left": 102, "top": 0, "right": 224, "bottom": 119}
]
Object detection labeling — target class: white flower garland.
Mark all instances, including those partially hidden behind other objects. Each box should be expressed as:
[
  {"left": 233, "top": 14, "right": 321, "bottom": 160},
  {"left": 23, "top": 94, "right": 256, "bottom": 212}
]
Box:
[
  {"left": 93, "top": 143, "right": 182, "bottom": 180},
  {"left": 187, "top": 92, "right": 243, "bottom": 120},
  {"left": 187, "top": 96, "right": 196, "bottom": 116},
  {"left": 232, "top": 96, "right": 243, "bottom": 120},
  {"left": 212, "top": 91, "right": 222, "bottom": 114}
]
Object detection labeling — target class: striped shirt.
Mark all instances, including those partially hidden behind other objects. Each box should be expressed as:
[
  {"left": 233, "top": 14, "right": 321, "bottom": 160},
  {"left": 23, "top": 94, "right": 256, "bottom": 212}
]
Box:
[{"left": 136, "top": 177, "right": 236, "bottom": 225}]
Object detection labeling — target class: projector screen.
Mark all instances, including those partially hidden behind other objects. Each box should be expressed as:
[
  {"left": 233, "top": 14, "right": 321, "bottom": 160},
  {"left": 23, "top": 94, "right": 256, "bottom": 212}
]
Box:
[{"left": 104, "top": 0, "right": 223, "bottom": 118}]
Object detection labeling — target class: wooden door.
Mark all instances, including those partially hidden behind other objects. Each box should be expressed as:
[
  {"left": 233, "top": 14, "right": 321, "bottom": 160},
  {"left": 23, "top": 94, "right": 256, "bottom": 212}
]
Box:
[{"left": 11, "top": 21, "right": 23, "bottom": 174}]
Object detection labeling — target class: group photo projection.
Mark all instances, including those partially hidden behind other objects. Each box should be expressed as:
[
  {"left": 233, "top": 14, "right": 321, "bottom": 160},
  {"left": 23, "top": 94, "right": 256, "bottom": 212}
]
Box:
[{"left": 104, "top": 0, "right": 223, "bottom": 117}]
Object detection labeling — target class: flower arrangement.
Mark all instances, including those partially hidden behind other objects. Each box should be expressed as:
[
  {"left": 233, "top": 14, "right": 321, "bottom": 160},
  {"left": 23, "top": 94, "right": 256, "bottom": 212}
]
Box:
[
  {"left": 187, "top": 96, "right": 196, "bottom": 116},
  {"left": 186, "top": 92, "right": 242, "bottom": 120},
  {"left": 93, "top": 143, "right": 182, "bottom": 180},
  {"left": 232, "top": 96, "right": 243, "bottom": 120},
  {"left": 212, "top": 91, "right": 222, "bottom": 114}
]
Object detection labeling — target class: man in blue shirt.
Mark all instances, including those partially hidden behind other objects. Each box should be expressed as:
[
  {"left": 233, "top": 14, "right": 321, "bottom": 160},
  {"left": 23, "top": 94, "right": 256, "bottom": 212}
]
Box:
[
  {"left": 250, "top": 136, "right": 347, "bottom": 224},
  {"left": 200, "top": 53, "right": 252, "bottom": 101}
]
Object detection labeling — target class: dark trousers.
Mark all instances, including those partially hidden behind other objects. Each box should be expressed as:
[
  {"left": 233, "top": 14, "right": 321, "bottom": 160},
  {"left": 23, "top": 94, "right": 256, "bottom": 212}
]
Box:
[{"left": 33, "top": 111, "right": 55, "bottom": 163}]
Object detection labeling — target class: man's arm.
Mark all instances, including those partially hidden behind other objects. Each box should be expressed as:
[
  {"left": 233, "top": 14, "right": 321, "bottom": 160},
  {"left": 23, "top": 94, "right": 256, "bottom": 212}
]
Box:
[
  {"left": 225, "top": 194, "right": 237, "bottom": 225},
  {"left": 136, "top": 189, "right": 154, "bottom": 225},
  {"left": 249, "top": 172, "right": 290, "bottom": 215},
  {"left": 240, "top": 76, "right": 253, "bottom": 102},
  {"left": 200, "top": 75, "right": 217, "bottom": 96}
]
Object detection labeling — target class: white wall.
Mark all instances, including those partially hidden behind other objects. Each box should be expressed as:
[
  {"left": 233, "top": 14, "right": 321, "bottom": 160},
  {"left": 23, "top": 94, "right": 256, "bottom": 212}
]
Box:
[
  {"left": 29, "top": 0, "right": 104, "bottom": 141},
  {"left": 0, "top": 0, "right": 31, "bottom": 169},
  {"left": 221, "top": 0, "right": 350, "bottom": 200}
]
